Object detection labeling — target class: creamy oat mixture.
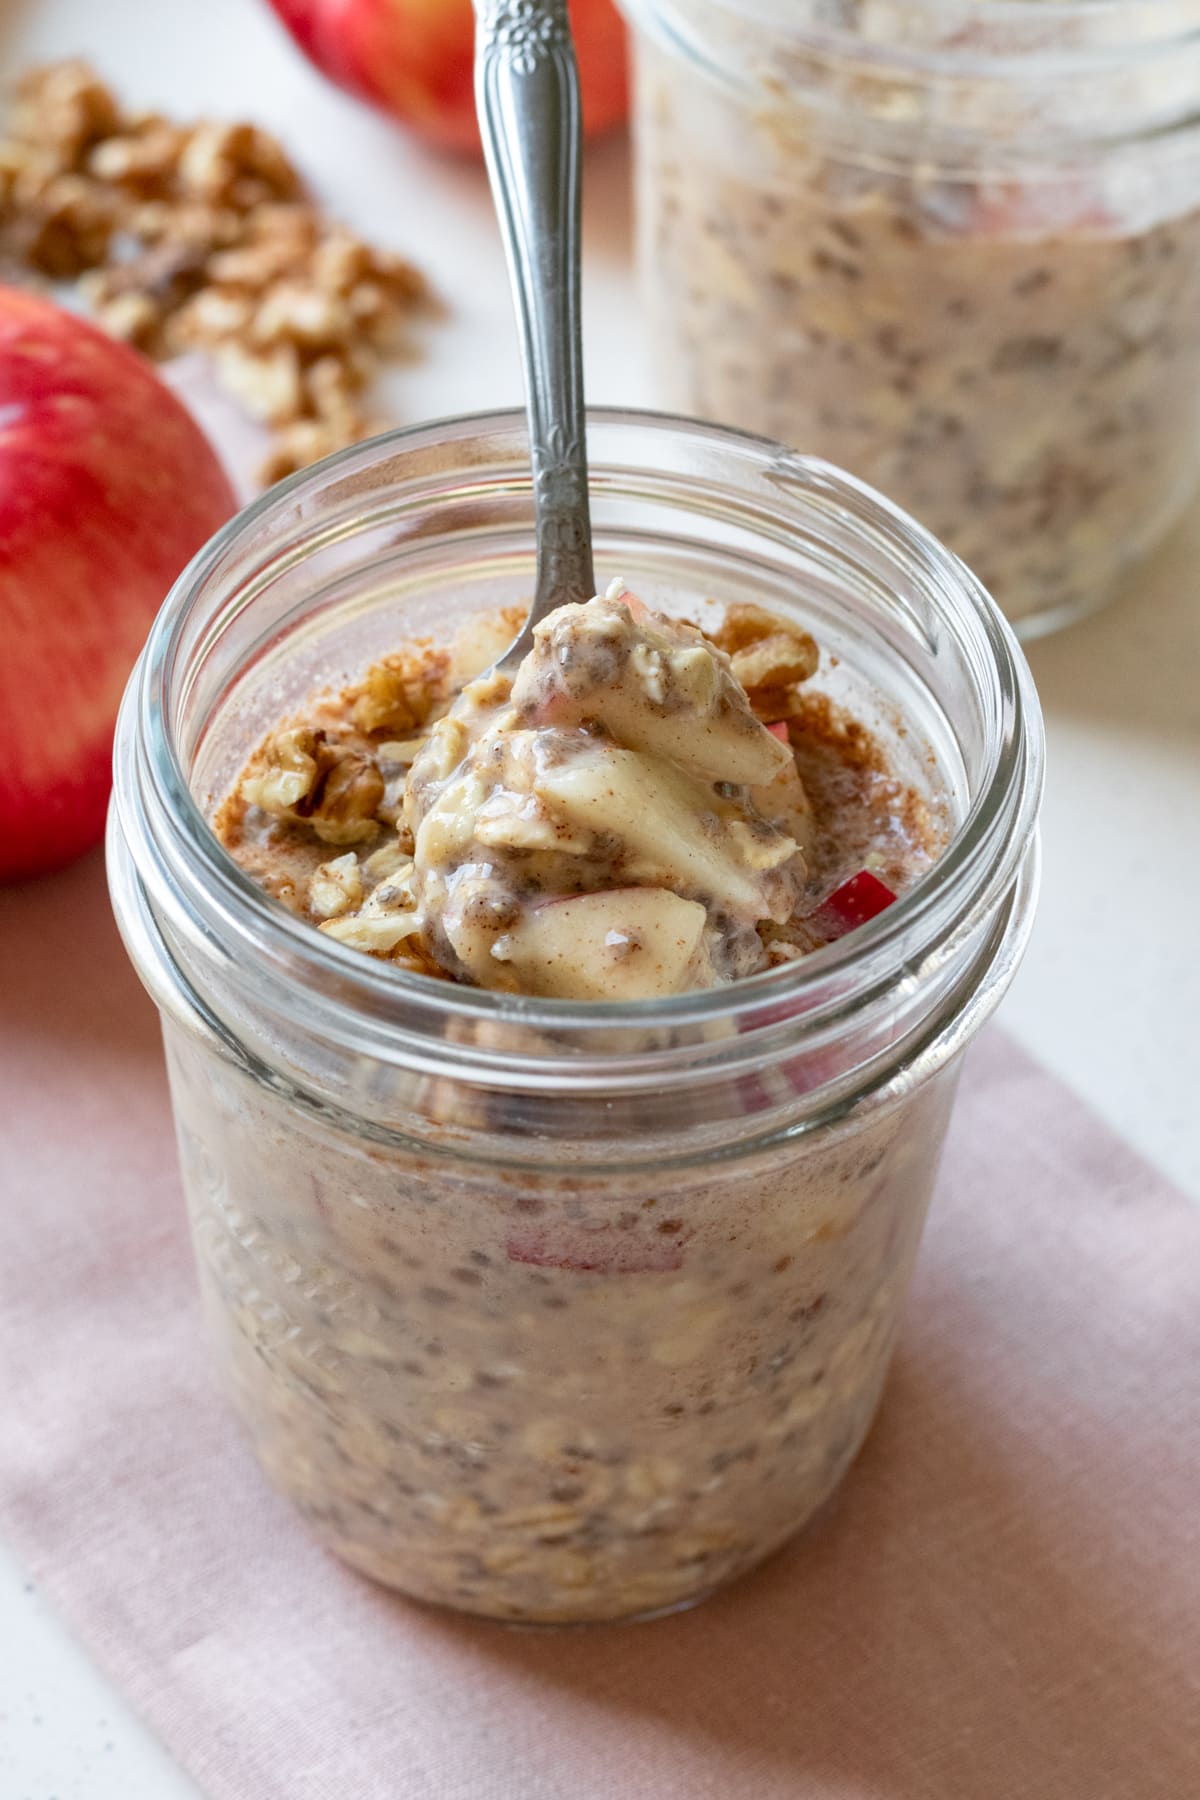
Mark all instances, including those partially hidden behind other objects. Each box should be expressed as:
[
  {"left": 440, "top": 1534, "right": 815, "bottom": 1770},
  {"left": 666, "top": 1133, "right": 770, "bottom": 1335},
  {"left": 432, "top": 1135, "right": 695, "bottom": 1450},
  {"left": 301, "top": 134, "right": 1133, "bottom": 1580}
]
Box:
[
  {"left": 217, "top": 587, "right": 941, "bottom": 997},
  {"left": 172, "top": 1021, "right": 956, "bottom": 1622},
  {"left": 632, "top": 35, "right": 1200, "bottom": 629},
  {"left": 198, "top": 589, "right": 949, "bottom": 1621}
]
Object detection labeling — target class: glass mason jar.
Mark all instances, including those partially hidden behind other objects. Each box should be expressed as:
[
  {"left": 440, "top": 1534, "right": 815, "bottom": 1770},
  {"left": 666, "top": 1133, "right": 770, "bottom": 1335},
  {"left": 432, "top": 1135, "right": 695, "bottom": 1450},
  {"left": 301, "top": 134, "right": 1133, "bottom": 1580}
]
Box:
[
  {"left": 107, "top": 409, "right": 1043, "bottom": 1625},
  {"left": 620, "top": 0, "right": 1200, "bottom": 638}
]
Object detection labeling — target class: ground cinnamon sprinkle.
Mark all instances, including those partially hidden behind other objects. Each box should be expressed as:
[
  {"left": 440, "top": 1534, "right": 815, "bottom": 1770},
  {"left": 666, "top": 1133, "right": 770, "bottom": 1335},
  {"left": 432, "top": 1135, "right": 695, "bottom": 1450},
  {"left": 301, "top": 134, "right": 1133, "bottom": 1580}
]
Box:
[{"left": 782, "top": 690, "right": 942, "bottom": 922}]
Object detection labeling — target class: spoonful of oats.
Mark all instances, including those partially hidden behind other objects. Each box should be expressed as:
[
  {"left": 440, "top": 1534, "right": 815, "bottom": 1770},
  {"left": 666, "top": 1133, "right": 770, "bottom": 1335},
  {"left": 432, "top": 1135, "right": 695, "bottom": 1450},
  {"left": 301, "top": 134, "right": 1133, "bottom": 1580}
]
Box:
[{"left": 385, "top": 4, "right": 809, "bottom": 999}]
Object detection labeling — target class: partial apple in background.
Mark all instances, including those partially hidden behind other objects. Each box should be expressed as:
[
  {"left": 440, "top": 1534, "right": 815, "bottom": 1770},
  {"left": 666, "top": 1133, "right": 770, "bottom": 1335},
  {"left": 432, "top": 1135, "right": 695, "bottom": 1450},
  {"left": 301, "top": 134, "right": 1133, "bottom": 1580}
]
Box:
[
  {"left": 0, "top": 289, "right": 237, "bottom": 883},
  {"left": 264, "top": 0, "right": 629, "bottom": 156}
]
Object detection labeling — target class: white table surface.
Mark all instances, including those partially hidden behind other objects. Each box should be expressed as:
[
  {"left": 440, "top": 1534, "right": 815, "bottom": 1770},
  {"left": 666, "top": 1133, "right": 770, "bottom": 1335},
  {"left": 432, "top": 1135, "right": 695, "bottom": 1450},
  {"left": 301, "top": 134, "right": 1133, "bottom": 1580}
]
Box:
[{"left": 2, "top": 1, "right": 1198, "bottom": 1794}]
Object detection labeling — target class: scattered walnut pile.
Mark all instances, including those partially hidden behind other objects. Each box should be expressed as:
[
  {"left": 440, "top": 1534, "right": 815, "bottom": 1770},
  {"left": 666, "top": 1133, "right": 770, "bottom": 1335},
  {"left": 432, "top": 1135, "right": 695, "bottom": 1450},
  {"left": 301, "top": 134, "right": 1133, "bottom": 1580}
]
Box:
[{"left": 0, "top": 59, "right": 433, "bottom": 485}]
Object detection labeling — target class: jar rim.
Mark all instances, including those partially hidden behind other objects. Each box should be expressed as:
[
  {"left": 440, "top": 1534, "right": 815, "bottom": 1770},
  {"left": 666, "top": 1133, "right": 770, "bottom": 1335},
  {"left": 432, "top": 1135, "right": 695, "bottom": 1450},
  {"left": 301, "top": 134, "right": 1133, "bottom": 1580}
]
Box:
[
  {"left": 621, "top": 0, "right": 1200, "bottom": 157},
  {"left": 118, "top": 406, "right": 1042, "bottom": 1080},
  {"left": 626, "top": 0, "right": 1200, "bottom": 66}
]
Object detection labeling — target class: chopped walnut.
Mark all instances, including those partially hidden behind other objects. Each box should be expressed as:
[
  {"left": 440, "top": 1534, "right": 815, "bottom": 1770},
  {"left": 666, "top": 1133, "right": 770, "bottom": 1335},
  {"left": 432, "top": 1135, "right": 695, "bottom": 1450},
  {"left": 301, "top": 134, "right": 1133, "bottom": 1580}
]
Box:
[
  {"left": 0, "top": 60, "right": 433, "bottom": 487},
  {"left": 713, "top": 603, "right": 819, "bottom": 684},
  {"left": 88, "top": 289, "right": 159, "bottom": 349},
  {"left": 304, "top": 352, "right": 367, "bottom": 423},
  {"left": 205, "top": 211, "right": 319, "bottom": 289},
  {"left": 351, "top": 649, "right": 449, "bottom": 737},
  {"left": 241, "top": 727, "right": 384, "bottom": 845},
  {"left": 313, "top": 750, "right": 386, "bottom": 846},
  {"left": 8, "top": 60, "right": 120, "bottom": 165},
  {"left": 168, "top": 285, "right": 255, "bottom": 348},
  {"left": 256, "top": 414, "right": 383, "bottom": 488},
  {"left": 251, "top": 280, "right": 353, "bottom": 353},
  {"left": 240, "top": 726, "right": 319, "bottom": 816},
  {"left": 320, "top": 909, "right": 422, "bottom": 955},
  {"left": 309, "top": 852, "right": 364, "bottom": 920},
  {"left": 130, "top": 198, "right": 243, "bottom": 253},
  {"left": 8, "top": 170, "right": 114, "bottom": 277},
  {"left": 86, "top": 122, "right": 188, "bottom": 197},
  {"left": 176, "top": 122, "right": 302, "bottom": 208},
  {"left": 730, "top": 634, "right": 820, "bottom": 692},
  {"left": 213, "top": 341, "right": 305, "bottom": 426},
  {"left": 319, "top": 869, "right": 421, "bottom": 955},
  {"left": 81, "top": 242, "right": 209, "bottom": 353},
  {"left": 708, "top": 603, "right": 819, "bottom": 718}
]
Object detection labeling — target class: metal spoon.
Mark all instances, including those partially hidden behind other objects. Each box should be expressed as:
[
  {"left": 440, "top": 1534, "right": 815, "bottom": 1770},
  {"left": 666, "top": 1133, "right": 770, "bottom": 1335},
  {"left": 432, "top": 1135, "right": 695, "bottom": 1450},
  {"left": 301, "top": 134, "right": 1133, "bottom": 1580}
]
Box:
[{"left": 472, "top": 0, "right": 596, "bottom": 670}]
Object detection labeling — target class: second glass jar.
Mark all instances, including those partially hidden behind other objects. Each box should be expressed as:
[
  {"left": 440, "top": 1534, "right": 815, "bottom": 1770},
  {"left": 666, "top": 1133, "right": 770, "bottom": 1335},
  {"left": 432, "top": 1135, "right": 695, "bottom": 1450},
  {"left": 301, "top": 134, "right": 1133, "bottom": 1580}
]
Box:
[{"left": 621, "top": 0, "right": 1200, "bottom": 636}]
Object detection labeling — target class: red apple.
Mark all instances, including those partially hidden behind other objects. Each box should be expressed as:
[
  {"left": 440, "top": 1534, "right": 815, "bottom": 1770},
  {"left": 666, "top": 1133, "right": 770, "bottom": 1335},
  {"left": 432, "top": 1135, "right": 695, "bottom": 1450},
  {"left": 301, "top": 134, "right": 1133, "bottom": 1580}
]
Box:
[
  {"left": 0, "top": 289, "right": 236, "bottom": 883},
  {"left": 264, "top": 0, "right": 628, "bottom": 156}
]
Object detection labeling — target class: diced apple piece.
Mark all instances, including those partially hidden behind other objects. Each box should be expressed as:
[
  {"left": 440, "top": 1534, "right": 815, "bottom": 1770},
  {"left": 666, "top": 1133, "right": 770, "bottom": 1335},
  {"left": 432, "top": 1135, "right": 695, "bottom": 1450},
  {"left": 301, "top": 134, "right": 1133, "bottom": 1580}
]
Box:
[
  {"left": 612, "top": 586, "right": 649, "bottom": 623},
  {"left": 537, "top": 746, "right": 792, "bottom": 918},
  {"left": 809, "top": 870, "right": 897, "bottom": 940},
  {"left": 499, "top": 887, "right": 708, "bottom": 1000},
  {"left": 512, "top": 597, "right": 791, "bottom": 788},
  {"left": 574, "top": 667, "right": 788, "bottom": 788},
  {"left": 766, "top": 721, "right": 790, "bottom": 743}
]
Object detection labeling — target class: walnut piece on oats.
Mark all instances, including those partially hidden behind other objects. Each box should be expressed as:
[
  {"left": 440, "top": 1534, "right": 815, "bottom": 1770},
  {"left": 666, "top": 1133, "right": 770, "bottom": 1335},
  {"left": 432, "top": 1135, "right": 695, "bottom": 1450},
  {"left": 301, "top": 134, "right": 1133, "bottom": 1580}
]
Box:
[
  {"left": 319, "top": 870, "right": 421, "bottom": 954},
  {"left": 711, "top": 603, "right": 819, "bottom": 685},
  {"left": 312, "top": 750, "right": 385, "bottom": 846},
  {"left": 309, "top": 852, "right": 363, "bottom": 920},
  {"left": 320, "top": 910, "right": 421, "bottom": 954},
  {"left": 351, "top": 648, "right": 449, "bottom": 737},
  {"left": 241, "top": 726, "right": 320, "bottom": 815},
  {"left": 241, "top": 727, "right": 384, "bottom": 845},
  {"left": 706, "top": 602, "right": 819, "bottom": 721}
]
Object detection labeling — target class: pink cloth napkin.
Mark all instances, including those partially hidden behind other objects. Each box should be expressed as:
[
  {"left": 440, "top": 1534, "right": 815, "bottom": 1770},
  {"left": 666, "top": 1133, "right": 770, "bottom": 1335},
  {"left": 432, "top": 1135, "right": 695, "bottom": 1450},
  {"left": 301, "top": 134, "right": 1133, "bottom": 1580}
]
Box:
[{"left": 1, "top": 854, "right": 1198, "bottom": 1800}]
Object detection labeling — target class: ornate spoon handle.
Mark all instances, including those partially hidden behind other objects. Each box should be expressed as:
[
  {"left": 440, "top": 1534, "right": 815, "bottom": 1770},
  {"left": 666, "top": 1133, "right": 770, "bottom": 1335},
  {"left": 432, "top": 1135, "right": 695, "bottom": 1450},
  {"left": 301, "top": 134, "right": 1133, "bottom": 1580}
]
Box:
[{"left": 473, "top": 0, "right": 596, "bottom": 660}]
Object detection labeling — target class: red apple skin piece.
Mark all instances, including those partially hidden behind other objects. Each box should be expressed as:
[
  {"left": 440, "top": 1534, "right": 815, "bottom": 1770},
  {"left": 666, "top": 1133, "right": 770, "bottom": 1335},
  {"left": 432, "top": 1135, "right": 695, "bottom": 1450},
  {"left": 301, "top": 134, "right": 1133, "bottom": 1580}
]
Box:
[
  {"left": 0, "top": 289, "right": 236, "bottom": 883},
  {"left": 766, "top": 720, "right": 790, "bottom": 743},
  {"left": 265, "top": 0, "right": 629, "bottom": 157},
  {"left": 809, "top": 870, "right": 897, "bottom": 941},
  {"left": 506, "top": 1229, "right": 686, "bottom": 1275}
]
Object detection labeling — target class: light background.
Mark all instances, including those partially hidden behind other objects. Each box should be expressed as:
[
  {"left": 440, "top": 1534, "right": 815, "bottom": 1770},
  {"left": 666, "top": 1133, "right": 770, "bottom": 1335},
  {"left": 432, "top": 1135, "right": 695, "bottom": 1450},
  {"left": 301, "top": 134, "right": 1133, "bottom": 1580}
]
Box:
[{"left": 1, "top": 0, "right": 1197, "bottom": 1793}]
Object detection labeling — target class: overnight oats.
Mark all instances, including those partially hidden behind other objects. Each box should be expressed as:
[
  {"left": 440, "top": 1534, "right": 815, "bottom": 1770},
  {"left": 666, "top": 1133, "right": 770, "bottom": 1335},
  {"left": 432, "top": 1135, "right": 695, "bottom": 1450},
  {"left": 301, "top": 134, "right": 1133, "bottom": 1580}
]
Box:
[
  {"left": 108, "top": 410, "right": 1044, "bottom": 1623},
  {"left": 622, "top": 0, "right": 1200, "bottom": 635}
]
